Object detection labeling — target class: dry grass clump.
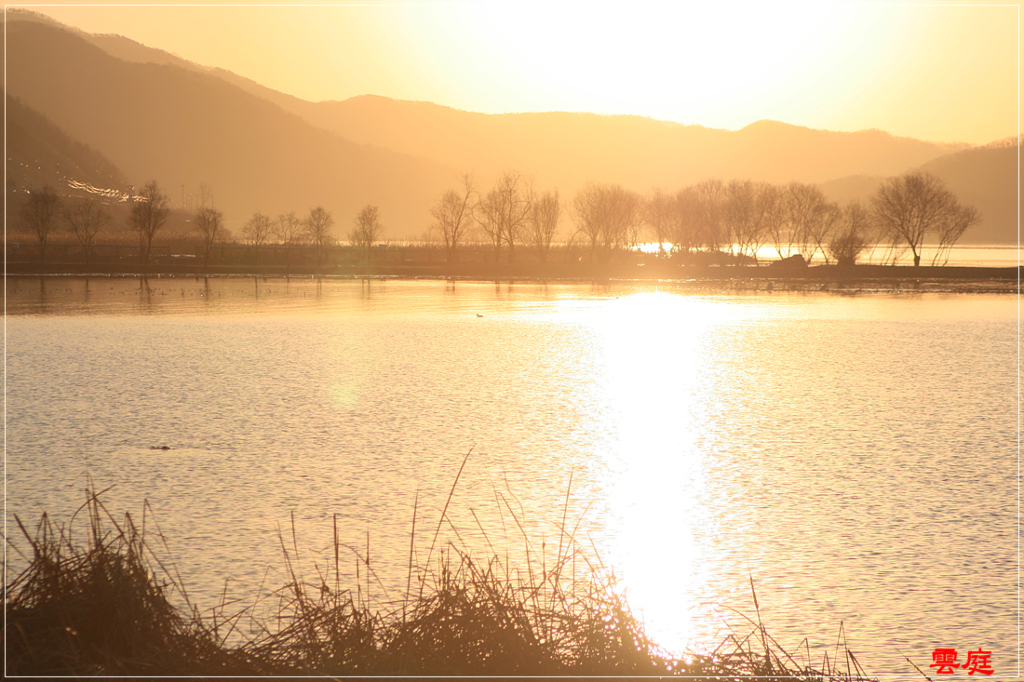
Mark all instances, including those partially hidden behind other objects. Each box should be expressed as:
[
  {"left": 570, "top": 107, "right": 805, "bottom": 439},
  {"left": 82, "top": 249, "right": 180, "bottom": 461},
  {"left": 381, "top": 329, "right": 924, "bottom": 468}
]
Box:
[
  {"left": 4, "top": 475, "right": 878, "bottom": 680},
  {"left": 4, "top": 490, "right": 254, "bottom": 676},
  {"left": 248, "top": 543, "right": 674, "bottom": 677}
]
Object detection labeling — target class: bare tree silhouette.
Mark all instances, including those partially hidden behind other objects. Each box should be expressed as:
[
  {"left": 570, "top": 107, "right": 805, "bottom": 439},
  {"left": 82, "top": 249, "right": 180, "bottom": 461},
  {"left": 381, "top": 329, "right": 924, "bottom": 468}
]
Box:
[
  {"left": 571, "top": 183, "right": 642, "bottom": 263},
  {"left": 528, "top": 189, "right": 561, "bottom": 263},
  {"left": 571, "top": 183, "right": 605, "bottom": 262},
  {"left": 243, "top": 211, "right": 274, "bottom": 267},
  {"left": 62, "top": 196, "right": 109, "bottom": 266},
  {"left": 827, "top": 200, "right": 873, "bottom": 266},
  {"left": 932, "top": 204, "right": 981, "bottom": 266},
  {"left": 757, "top": 183, "right": 788, "bottom": 261},
  {"left": 304, "top": 206, "right": 334, "bottom": 271},
  {"left": 785, "top": 182, "right": 830, "bottom": 263},
  {"left": 475, "top": 189, "right": 504, "bottom": 263},
  {"left": 129, "top": 181, "right": 169, "bottom": 275},
  {"left": 430, "top": 175, "right": 475, "bottom": 263},
  {"left": 693, "top": 180, "right": 725, "bottom": 253},
  {"left": 274, "top": 211, "right": 306, "bottom": 272},
  {"left": 872, "top": 171, "right": 976, "bottom": 266},
  {"left": 194, "top": 206, "right": 224, "bottom": 272},
  {"left": 22, "top": 185, "right": 61, "bottom": 264},
  {"left": 350, "top": 205, "right": 384, "bottom": 263},
  {"left": 477, "top": 171, "right": 533, "bottom": 264},
  {"left": 671, "top": 185, "right": 702, "bottom": 255},
  {"left": 724, "top": 180, "right": 760, "bottom": 262},
  {"left": 645, "top": 189, "right": 675, "bottom": 256}
]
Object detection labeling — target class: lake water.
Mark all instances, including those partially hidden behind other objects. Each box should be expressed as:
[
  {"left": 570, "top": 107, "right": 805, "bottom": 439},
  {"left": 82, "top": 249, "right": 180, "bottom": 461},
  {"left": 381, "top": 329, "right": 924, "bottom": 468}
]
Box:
[{"left": 5, "top": 275, "right": 1018, "bottom": 678}]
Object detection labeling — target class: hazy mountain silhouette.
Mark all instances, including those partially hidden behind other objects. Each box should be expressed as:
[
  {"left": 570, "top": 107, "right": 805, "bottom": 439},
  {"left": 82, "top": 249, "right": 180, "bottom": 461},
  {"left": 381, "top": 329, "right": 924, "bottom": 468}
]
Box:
[
  {"left": 820, "top": 141, "right": 1019, "bottom": 244},
  {"left": 205, "top": 87, "right": 971, "bottom": 196},
  {"left": 6, "top": 94, "right": 128, "bottom": 195},
  {"left": 5, "top": 14, "right": 456, "bottom": 235},
  {"left": 918, "top": 141, "right": 1018, "bottom": 244},
  {"left": 267, "top": 97, "right": 965, "bottom": 188},
  {"left": 214, "top": 88, "right": 1022, "bottom": 243},
  {"left": 6, "top": 10, "right": 1016, "bottom": 243}
]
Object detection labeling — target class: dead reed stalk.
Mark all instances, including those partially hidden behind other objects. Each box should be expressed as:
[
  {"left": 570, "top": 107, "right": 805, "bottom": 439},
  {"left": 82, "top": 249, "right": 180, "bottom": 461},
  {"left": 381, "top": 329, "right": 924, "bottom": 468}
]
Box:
[{"left": 5, "top": 476, "right": 878, "bottom": 680}]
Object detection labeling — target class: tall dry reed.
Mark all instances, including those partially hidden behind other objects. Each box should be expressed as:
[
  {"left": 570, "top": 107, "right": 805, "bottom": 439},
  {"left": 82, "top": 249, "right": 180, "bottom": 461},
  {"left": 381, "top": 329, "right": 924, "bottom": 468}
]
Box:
[{"left": 5, "top": 474, "right": 877, "bottom": 680}]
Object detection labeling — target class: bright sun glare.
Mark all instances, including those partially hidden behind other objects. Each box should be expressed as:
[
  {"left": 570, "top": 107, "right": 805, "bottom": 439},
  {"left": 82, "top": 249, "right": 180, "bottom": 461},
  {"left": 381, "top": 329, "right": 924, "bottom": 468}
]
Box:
[
  {"left": 452, "top": 3, "right": 884, "bottom": 127},
  {"left": 28, "top": 3, "right": 1018, "bottom": 143},
  {"left": 567, "top": 291, "right": 736, "bottom": 650}
]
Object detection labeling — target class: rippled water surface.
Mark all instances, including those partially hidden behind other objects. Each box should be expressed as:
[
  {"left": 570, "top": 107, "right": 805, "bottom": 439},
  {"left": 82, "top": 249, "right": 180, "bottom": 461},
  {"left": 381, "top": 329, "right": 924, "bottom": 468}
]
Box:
[{"left": 6, "top": 276, "right": 1018, "bottom": 677}]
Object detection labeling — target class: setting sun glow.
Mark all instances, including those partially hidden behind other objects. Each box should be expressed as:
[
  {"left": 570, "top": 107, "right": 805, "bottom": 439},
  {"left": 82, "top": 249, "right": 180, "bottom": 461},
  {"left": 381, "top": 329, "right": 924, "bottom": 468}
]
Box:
[
  {"left": 4, "top": 2, "right": 1019, "bottom": 676},
  {"left": 23, "top": 2, "right": 1018, "bottom": 144}
]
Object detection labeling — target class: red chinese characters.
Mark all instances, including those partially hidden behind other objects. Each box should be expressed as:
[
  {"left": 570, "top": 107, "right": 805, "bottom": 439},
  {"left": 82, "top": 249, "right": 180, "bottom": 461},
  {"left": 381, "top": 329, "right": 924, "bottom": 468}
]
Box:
[
  {"left": 963, "top": 649, "right": 994, "bottom": 676},
  {"left": 930, "top": 648, "right": 994, "bottom": 676},
  {"left": 931, "top": 648, "right": 960, "bottom": 674}
]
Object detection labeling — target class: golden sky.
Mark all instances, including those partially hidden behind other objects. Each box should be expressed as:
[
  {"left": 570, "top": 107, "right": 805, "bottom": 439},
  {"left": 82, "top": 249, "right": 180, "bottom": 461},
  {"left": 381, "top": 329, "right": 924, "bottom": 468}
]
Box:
[{"left": 16, "top": 1, "right": 1020, "bottom": 145}]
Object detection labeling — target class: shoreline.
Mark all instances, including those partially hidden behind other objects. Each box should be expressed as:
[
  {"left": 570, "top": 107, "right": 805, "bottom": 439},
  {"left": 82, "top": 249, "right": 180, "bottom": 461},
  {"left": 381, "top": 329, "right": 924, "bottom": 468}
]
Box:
[
  {"left": 7, "top": 262, "right": 1021, "bottom": 280},
  {"left": 7, "top": 264, "right": 1019, "bottom": 296}
]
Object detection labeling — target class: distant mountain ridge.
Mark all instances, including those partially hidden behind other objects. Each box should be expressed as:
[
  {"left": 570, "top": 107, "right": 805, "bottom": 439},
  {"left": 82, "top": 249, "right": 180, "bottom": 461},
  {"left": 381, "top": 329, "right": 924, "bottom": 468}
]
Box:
[
  {"left": 199, "top": 89, "right": 970, "bottom": 191},
  {"left": 819, "top": 142, "right": 1019, "bottom": 244},
  {"left": 5, "top": 9, "right": 1017, "bottom": 243},
  {"left": 6, "top": 94, "right": 127, "bottom": 195},
  {"left": 5, "top": 12, "right": 456, "bottom": 233}
]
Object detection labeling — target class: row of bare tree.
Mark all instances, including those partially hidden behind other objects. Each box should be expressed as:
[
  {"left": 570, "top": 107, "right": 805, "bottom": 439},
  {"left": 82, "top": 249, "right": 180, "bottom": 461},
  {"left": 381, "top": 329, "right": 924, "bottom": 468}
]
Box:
[
  {"left": 429, "top": 170, "right": 980, "bottom": 266},
  {"left": 190, "top": 184, "right": 384, "bottom": 271},
  {"left": 19, "top": 180, "right": 386, "bottom": 273},
  {"left": 18, "top": 182, "right": 168, "bottom": 267},
  {"left": 18, "top": 171, "right": 978, "bottom": 271},
  {"left": 644, "top": 173, "right": 978, "bottom": 266},
  {"left": 430, "top": 172, "right": 562, "bottom": 264},
  {"left": 194, "top": 204, "right": 386, "bottom": 270}
]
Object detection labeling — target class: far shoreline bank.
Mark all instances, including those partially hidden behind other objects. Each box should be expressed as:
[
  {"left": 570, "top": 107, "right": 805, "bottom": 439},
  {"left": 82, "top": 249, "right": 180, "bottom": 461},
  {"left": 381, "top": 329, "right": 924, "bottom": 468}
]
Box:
[{"left": 7, "top": 261, "right": 1021, "bottom": 282}]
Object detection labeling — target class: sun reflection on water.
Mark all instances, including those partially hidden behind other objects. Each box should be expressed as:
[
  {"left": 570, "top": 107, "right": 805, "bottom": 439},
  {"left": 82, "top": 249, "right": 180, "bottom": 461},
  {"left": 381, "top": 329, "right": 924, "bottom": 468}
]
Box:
[
  {"left": 7, "top": 279, "right": 1016, "bottom": 674},
  {"left": 564, "top": 291, "right": 731, "bottom": 653}
]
